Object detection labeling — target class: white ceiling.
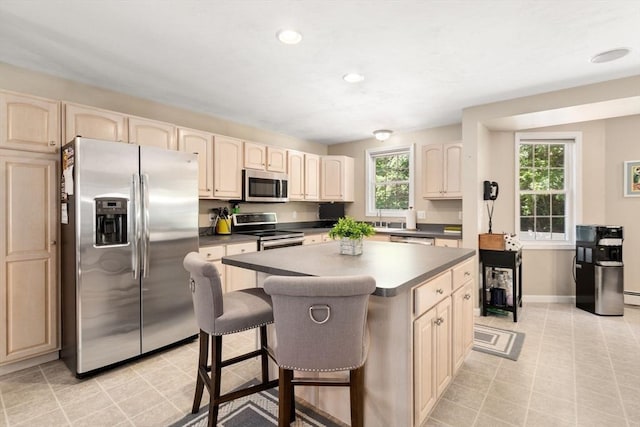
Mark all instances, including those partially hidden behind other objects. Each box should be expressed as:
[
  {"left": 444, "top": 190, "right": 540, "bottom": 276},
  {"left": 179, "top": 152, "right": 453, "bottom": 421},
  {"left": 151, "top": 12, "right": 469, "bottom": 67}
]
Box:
[{"left": 1, "top": 0, "right": 639, "bottom": 144}]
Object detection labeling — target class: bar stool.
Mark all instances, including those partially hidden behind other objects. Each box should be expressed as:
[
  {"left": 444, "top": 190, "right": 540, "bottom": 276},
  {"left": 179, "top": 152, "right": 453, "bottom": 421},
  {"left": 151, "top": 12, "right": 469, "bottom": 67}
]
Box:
[
  {"left": 263, "top": 275, "right": 376, "bottom": 427},
  {"left": 183, "top": 252, "right": 278, "bottom": 427}
]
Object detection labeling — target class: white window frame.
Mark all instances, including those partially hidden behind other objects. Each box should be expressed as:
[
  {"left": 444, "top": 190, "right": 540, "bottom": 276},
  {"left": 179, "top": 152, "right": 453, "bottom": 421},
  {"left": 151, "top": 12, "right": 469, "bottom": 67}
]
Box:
[
  {"left": 365, "top": 144, "right": 415, "bottom": 218},
  {"left": 514, "top": 132, "right": 582, "bottom": 250}
]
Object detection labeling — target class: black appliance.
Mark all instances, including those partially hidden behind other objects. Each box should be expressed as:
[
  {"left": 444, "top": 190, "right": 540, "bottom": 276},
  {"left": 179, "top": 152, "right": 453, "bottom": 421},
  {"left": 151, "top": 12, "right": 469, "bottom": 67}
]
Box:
[
  {"left": 319, "top": 202, "right": 345, "bottom": 220},
  {"left": 575, "top": 225, "right": 624, "bottom": 316},
  {"left": 232, "top": 212, "right": 304, "bottom": 250}
]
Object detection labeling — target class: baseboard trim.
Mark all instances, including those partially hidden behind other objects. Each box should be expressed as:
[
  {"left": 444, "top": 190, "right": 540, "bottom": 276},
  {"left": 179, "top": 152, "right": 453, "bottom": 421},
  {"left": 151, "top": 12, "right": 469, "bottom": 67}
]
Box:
[
  {"left": 0, "top": 351, "right": 59, "bottom": 376},
  {"left": 624, "top": 293, "right": 640, "bottom": 306}
]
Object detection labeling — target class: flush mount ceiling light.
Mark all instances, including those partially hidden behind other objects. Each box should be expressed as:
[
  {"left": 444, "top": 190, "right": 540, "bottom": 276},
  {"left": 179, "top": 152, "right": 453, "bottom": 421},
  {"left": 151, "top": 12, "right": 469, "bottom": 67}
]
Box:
[
  {"left": 276, "top": 29, "right": 302, "bottom": 45},
  {"left": 343, "top": 73, "right": 365, "bottom": 83},
  {"left": 590, "top": 48, "right": 631, "bottom": 64},
  {"left": 373, "top": 130, "right": 393, "bottom": 141}
]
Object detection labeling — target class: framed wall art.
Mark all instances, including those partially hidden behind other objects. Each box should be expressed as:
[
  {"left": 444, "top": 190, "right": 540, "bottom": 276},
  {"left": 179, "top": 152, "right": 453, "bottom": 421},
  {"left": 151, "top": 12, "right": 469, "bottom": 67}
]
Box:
[{"left": 623, "top": 160, "right": 640, "bottom": 197}]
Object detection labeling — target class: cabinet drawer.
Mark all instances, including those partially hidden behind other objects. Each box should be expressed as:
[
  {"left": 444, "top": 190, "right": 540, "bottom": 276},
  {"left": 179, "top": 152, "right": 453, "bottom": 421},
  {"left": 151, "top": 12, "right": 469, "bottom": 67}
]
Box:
[
  {"left": 226, "top": 241, "right": 257, "bottom": 255},
  {"left": 452, "top": 258, "right": 474, "bottom": 290},
  {"left": 199, "top": 245, "right": 225, "bottom": 260},
  {"left": 414, "top": 271, "right": 452, "bottom": 316}
]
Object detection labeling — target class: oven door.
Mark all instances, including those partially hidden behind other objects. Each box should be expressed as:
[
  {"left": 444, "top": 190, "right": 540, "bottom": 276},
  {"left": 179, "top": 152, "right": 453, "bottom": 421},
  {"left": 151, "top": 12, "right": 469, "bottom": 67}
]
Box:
[
  {"left": 243, "top": 169, "right": 289, "bottom": 202},
  {"left": 260, "top": 236, "right": 305, "bottom": 250}
]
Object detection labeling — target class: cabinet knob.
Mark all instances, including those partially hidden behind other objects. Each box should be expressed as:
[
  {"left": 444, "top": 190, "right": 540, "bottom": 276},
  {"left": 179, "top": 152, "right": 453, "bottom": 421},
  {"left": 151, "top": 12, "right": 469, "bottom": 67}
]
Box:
[
  {"left": 464, "top": 271, "right": 471, "bottom": 276},
  {"left": 464, "top": 294, "right": 471, "bottom": 300},
  {"left": 49, "top": 140, "right": 56, "bottom": 146},
  {"left": 50, "top": 240, "right": 57, "bottom": 245},
  {"left": 241, "top": 249, "right": 245, "bottom": 253},
  {"left": 434, "top": 317, "right": 444, "bottom": 326},
  {"left": 436, "top": 288, "right": 444, "bottom": 294}
]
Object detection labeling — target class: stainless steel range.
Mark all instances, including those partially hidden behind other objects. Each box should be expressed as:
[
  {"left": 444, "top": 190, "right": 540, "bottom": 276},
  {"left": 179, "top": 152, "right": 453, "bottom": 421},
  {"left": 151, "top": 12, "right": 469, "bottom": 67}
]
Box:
[{"left": 232, "top": 212, "right": 304, "bottom": 250}]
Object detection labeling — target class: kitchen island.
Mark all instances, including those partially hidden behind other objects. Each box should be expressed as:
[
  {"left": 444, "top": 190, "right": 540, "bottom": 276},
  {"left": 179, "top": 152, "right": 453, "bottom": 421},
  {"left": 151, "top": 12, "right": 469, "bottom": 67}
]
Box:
[{"left": 222, "top": 240, "right": 476, "bottom": 427}]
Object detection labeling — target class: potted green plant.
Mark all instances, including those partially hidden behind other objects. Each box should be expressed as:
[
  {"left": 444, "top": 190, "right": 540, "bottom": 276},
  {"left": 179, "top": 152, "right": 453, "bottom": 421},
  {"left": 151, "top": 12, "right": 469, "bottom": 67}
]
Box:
[{"left": 328, "top": 216, "right": 376, "bottom": 255}]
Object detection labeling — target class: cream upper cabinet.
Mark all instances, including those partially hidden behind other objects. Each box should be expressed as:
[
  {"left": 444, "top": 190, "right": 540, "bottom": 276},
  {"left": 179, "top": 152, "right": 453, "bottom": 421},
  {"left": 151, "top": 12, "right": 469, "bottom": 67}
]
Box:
[
  {"left": 0, "top": 153, "right": 58, "bottom": 364},
  {"left": 63, "top": 103, "right": 127, "bottom": 144},
  {"left": 128, "top": 116, "right": 177, "bottom": 150},
  {"left": 304, "top": 153, "right": 320, "bottom": 201},
  {"left": 178, "top": 127, "right": 213, "bottom": 198},
  {"left": 287, "top": 149, "right": 305, "bottom": 200},
  {"left": 422, "top": 142, "right": 462, "bottom": 199},
  {"left": 320, "top": 155, "right": 354, "bottom": 202},
  {"left": 244, "top": 142, "right": 287, "bottom": 173},
  {"left": 244, "top": 141, "right": 266, "bottom": 170},
  {"left": 213, "top": 135, "right": 243, "bottom": 200},
  {"left": 267, "top": 146, "right": 287, "bottom": 173},
  {"left": 0, "top": 91, "right": 60, "bottom": 153}
]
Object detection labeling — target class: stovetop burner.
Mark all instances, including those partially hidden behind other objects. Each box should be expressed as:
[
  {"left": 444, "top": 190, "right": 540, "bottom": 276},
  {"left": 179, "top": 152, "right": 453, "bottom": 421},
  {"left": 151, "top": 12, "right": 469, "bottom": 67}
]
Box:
[{"left": 232, "top": 212, "right": 304, "bottom": 241}]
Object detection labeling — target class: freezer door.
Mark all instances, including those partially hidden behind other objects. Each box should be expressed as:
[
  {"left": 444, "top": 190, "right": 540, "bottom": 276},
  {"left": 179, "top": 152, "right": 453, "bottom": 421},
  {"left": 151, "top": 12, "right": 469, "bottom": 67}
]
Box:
[
  {"left": 74, "top": 138, "right": 141, "bottom": 373},
  {"left": 140, "top": 146, "right": 198, "bottom": 352}
]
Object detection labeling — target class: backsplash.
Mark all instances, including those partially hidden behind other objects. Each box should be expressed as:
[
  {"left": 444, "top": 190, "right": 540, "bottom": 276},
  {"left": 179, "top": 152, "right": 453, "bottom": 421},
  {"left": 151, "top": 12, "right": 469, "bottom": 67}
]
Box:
[{"left": 198, "top": 200, "right": 320, "bottom": 227}]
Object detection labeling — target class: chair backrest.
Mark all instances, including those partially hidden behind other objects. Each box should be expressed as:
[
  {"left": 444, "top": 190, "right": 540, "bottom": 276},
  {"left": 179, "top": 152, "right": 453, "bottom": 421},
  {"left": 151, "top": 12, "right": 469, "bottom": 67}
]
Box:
[
  {"left": 263, "top": 275, "right": 376, "bottom": 372},
  {"left": 183, "top": 252, "right": 223, "bottom": 334}
]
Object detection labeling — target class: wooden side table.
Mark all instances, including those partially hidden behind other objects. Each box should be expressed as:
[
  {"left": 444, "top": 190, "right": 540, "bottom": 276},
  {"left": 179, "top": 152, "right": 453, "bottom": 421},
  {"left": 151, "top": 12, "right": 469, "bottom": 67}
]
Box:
[{"left": 479, "top": 249, "right": 523, "bottom": 322}]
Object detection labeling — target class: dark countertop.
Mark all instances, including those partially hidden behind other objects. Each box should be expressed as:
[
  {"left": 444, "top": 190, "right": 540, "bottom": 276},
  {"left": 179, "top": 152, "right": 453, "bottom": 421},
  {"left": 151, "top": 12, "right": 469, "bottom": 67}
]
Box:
[
  {"left": 199, "top": 233, "right": 258, "bottom": 247},
  {"left": 222, "top": 240, "right": 475, "bottom": 297}
]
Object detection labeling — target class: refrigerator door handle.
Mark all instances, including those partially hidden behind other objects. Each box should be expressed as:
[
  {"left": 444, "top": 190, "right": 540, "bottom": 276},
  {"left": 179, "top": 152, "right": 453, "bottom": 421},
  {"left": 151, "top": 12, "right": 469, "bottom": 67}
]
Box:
[
  {"left": 132, "top": 174, "right": 141, "bottom": 279},
  {"left": 142, "top": 173, "right": 151, "bottom": 278}
]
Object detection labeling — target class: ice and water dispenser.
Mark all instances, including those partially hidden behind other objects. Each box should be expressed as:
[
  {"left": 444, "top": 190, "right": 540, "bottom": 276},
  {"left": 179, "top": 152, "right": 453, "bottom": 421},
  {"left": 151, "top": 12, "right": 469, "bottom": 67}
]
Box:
[
  {"left": 95, "top": 197, "right": 128, "bottom": 246},
  {"left": 575, "top": 225, "right": 624, "bottom": 315}
]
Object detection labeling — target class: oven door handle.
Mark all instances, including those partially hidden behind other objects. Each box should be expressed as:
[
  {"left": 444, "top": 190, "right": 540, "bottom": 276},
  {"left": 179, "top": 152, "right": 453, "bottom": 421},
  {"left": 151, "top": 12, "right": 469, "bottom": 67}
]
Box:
[{"left": 261, "top": 236, "right": 305, "bottom": 249}]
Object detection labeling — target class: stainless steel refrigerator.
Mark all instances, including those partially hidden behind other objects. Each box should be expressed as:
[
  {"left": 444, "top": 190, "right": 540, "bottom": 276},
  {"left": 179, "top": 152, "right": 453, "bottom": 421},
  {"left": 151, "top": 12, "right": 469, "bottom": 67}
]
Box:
[{"left": 61, "top": 137, "right": 199, "bottom": 376}]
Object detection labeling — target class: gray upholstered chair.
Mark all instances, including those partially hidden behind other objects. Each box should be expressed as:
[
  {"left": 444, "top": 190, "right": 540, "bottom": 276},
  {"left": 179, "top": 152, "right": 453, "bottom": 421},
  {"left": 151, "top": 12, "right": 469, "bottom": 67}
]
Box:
[
  {"left": 183, "top": 252, "right": 277, "bottom": 427},
  {"left": 263, "top": 275, "right": 376, "bottom": 427}
]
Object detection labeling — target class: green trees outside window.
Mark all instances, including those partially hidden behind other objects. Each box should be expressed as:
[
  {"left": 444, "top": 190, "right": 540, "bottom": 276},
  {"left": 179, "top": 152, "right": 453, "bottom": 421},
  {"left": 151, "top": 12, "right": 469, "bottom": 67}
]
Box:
[{"left": 374, "top": 152, "right": 410, "bottom": 210}]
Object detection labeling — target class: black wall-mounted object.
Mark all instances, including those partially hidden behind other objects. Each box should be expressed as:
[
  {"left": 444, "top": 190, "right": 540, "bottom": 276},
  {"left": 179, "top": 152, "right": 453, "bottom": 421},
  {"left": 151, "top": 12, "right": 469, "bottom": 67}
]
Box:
[{"left": 483, "top": 181, "right": 499, "bottom": 200}]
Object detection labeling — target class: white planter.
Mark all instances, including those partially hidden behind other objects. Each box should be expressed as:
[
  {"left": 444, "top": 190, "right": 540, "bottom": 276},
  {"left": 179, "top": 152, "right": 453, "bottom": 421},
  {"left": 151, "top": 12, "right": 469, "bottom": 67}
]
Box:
[{"left": 340, "top": 237, "right": 363, "bottom": 255}]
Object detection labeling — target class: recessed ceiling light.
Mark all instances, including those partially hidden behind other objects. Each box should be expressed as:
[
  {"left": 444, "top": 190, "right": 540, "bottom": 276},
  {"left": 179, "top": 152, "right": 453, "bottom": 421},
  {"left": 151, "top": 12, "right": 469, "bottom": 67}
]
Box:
[
  {"left": 590, "top": 48, "right": 631, "bottom": 64},
  {"left": 276, "top": 29, "right": 302, "bottom": 45},
  {"left": 343, "top": 73, "right": 365, "bottom": 83}
]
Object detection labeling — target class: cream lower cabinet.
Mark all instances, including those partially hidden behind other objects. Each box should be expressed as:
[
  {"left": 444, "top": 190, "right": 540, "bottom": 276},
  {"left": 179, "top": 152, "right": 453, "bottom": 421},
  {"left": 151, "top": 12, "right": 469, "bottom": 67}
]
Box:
[
  {"left": 303, "top": 233, "right": 328, "bottom": 245},
  {"left": 0, "top": 91, "right": 60, "bottom": 154},
  {"left": 452, "top": 281, "right": 474, "bottom": 374},
  {"left": 199, "top": 246, "right": 226, "bottom": 292},
  {"left": 225, "top": 242, "right": 257, "bottom": 292},
  {"left": 435, "top": 238, "right": 460, "bottom": 248},
  {"left": 0, "top": 153, "right": 58, "bottom": 365}
]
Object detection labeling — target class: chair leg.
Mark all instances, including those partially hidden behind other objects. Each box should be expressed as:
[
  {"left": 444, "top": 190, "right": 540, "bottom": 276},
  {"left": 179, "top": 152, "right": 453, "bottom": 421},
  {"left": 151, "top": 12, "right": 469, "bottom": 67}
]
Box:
[
  {"left": 350, "top": 366, "right": 365, "bottom": 427},
  {"left": 192, "top": 330, "right": 208, "bottom": 413},
  {"left": 259, "top": 325, "right": 269, "bottom": 384},
  {"left": 278, "top": 368, "right": 294, "bottom": 427},
  {"left": 208, "top": 335, "right": 223, "bottom": 427}
]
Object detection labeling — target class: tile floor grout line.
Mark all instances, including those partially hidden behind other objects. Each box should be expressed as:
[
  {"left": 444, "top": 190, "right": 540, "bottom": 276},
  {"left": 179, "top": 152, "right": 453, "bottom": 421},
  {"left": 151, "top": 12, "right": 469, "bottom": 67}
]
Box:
[
  {"left": 38, "top": 364, "right": 73, "bottom": 427},
  {"left": 520, "top": 302, "right": 548, "bottom": 427},
  {"left": 135, "top": 355, "right": 191, "bottom": 421},
  {"left": 88, "top": 372, "right": 135, "bottom": 427}
]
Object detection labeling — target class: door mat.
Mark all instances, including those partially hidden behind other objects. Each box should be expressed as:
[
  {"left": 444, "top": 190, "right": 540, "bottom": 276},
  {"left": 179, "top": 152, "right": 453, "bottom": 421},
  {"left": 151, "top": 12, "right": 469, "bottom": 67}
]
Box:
[
  {"left": 169, "top": 384, "right": 345, "bottom": 427},
  {"left": 473, "top": 324, "right": 525, "bottom": 361}
]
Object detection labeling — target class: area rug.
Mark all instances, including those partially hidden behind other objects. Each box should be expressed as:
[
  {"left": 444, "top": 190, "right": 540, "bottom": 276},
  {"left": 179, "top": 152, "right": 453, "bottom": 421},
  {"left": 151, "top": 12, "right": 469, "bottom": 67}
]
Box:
[
  {"left": 170, "top": 385, "right": 344, "bottom": 427},
  {"left": 472, "top": 324, "right": 525, "bottom": 361}
]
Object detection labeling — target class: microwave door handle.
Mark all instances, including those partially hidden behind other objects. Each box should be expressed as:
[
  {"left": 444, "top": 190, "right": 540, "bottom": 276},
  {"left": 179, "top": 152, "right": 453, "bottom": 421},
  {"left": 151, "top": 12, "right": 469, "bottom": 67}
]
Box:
[{"left": 132, "top": 174, "right": 141, "bottom": 280}]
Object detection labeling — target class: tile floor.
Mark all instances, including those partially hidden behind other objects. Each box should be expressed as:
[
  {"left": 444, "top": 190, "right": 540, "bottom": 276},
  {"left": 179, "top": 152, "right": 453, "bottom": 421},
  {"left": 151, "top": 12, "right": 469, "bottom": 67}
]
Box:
[{"left": 0, "top": 302, "right": 639, "bottom": 426}]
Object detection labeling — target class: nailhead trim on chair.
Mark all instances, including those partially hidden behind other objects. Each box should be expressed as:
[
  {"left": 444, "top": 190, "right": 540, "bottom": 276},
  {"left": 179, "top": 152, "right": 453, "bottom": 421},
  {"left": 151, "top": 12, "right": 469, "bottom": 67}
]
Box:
[
  {"left": 212, "top": 320, "right": 274, "bottom": 336},
  {"left": 278, "top": 362, "right": 366, "bottom": 372}
]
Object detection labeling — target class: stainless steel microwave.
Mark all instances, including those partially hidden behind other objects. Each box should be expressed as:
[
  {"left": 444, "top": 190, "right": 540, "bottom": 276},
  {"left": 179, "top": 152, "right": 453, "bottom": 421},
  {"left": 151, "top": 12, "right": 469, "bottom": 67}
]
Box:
[{"left": 242, "top": 169, "right": 289, "bottom": 202}]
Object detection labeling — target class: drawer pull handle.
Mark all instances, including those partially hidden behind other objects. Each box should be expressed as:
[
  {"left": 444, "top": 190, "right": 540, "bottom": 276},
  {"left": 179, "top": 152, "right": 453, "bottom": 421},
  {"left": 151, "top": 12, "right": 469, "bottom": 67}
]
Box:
[
  {"left": 436, "top": 288, "right": 444, "bottom": 294},
  {"left": 434, "top": 317, "right": 444, "bottom": 326},
  {"left": 464, "top": 294, "right": 471, "bottom": 300},
  {"left": 464, "top": 271, "right": 471, "bottom": 276}
]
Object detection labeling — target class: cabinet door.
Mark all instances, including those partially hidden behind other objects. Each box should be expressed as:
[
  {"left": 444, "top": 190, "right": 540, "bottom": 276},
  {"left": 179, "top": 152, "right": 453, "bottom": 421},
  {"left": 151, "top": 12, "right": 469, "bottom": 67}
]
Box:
[
  {"left": 225, "top": 242, "right": 257, "bottom": 292},
  {"left": 198, "top": 247, "right": 226, "bottom": 293},
  {"left": 64, "top": 103, "right": 127, "bottom": 143},
  {"left": 304, "top": 154, "right": 320, "bottom": 200},
  {"left": 452, "top": 281, "right": 474, "bottom": 374},
  {"left": 244, "top": 141, "right": 266, "bottom": 170},
  {"left": 267, "top": 146, "right": 287, "bottom": 173},
  {"left": 435, "top": 297, "right": 452, "bottom": 397},
  {"left": 320, "top": 156, "right": 345, "bottom": 201},
  {"left": 128, "top": 116, "right": 177, "bottom": 150},
  {"left": 213, "top": 135, "right": 243, "bottom": 199},
  {"left": 421, "top": 144, "right": 443, "bottom": 198},
  {"left": 0, "top": 155, "right": 58, "bottom": 363},
  {"left": 178, "top": 128, "right": 213, "bottom": 198},
  {"left": 303, "top": 234, "right": 323, "bottom": 245},
  {"left": 287, "top": 150, "right": 305, "bottom": 200},
  {"left": 414, "top": 308, "right": 437, "bottom": 425},
  {"left": 435, "top": 238, "right": 460, "bottom": 248},
  {"left": 0, "top": 92, "right": 60, "bottom": 153},
  {"left": 443, "top": 143, "right": 462, "bottom": 198}
]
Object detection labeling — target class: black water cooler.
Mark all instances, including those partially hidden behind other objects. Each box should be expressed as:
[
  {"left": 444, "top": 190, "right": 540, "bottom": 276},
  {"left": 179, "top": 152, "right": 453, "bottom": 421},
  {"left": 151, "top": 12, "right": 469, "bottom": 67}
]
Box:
[{"left": 575, "top": 225, "right": 624, "bottom": 316}]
